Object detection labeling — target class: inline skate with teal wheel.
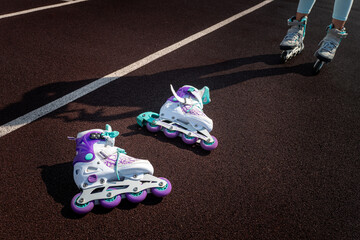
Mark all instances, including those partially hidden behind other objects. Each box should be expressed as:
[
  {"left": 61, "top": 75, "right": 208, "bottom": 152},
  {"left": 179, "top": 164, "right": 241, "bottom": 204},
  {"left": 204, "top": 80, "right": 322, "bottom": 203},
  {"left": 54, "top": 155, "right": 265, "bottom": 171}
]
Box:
[
  {"left": 280, "top": 16, "right": 307, "bottom": 63},
  {"left": 313, "top": 24, "right": 348, "bottom": 75}
]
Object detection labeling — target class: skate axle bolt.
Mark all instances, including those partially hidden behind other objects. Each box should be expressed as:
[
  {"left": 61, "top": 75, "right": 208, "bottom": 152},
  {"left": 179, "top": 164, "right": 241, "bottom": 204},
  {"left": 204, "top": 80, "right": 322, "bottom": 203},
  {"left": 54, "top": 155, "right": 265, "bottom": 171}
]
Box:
[
  {"left": 133, "top": 187, "right": 138, "bottom": 192},
  {"left": 159, "top": 182, "right": 164, "bottom": 187},
  {"left": 107, "top": 193, "right": 111, "bottom": 197},
  {"left": 79, "top": 198, "right": 84, "bottom": 203},
  {"left": 83, "top": 183, "right": 88, "bottom": 187},
  {"left": 133, "top": 175, "right": 137, "bottom": 178},
  {"left": 100, "top": 179, "right": 105, "bottom": 184}
]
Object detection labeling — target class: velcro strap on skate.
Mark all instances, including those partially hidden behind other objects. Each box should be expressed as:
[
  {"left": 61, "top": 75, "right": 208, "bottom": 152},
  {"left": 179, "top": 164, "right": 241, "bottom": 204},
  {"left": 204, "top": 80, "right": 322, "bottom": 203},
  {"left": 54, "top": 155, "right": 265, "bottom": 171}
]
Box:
[
  {"left": 288, "top": 20, "right": 305, "bottom": 27},
  {"left": 288, "top": 16, "right": 306, "bottom": 27},
  {"left": 337, "top": 31, "right": 348, "bottom": 39},
  {"left": 99, "top": 147, "right": 118, "bottom": 159},
  {"left": 327, "top": 25, "right": 348, "bottom": 39}
]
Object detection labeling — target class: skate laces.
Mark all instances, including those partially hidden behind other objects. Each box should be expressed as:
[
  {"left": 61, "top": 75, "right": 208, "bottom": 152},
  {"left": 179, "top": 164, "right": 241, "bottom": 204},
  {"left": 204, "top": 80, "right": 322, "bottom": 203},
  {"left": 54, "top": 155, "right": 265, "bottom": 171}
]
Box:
[
  {"left": 114, "top": 148, "right": 127, "bottom": 180},
  {"left": 284, "top": 16, "right": 306, "bottom": 42},
  {"left": 284, "top": 24, "right": 304, "bottom": 42},
  {"left": 319, "top": 40, "right": 338, "bottom": 53},
  {"left": 284, "top": 31, "right": 299, "bottom": 41}
]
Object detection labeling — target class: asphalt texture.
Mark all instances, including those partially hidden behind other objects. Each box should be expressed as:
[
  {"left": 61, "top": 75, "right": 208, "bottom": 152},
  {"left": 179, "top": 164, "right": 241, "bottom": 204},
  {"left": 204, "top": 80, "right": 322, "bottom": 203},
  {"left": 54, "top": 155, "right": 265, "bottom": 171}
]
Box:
[{"left": 1, "top": 0, "right": 359, "bottom": 239}]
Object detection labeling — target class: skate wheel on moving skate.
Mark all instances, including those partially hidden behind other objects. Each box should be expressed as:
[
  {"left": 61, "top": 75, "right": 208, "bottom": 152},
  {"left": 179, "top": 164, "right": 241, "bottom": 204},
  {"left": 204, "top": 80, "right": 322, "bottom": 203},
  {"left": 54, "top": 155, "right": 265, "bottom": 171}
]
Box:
[
  {"left": 71, "top": 193, "right": 94, "bottom": 214},
  {"left": 181, "top": 134, "right": 198, "bottom": 145},
  {"left": 146, "top": 122, "right": 161, "bottom": 132},
  {"left": 280, "top": 51, "right": 288, "bottom": 63},
  {"left": 125, "top": 190, "right": 147, "bottom": 203},
  {"left": 151, "top": 177, "right": 172, "bottom": 198},
  {"left": 313, "top": 59, "right": 324, "bottom": 75},
  {"left": 163, "top": 129, "right": 179, "bottom": 138},
  {"left": 99, "top": 188, "right": 121, "bottom": 209},
  {"left": 200, "top": 136, "right": 218, "bottom": 151}
]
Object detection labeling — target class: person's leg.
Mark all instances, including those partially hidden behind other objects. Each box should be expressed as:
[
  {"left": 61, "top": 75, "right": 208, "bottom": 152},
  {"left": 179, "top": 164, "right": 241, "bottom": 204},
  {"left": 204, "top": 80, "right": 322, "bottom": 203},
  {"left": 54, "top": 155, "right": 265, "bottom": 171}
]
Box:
[
  {"left": 314, "top": 0, "right": 353, "bottom": 62},
  {"left": 332, "top": 0, "right": 353, "bottom": 29},
  {"left": 279, "top": 0, "right": 315, "bottom": 57},
  {"left": 296, "top": 0, "right": 316, "bottom": 20}
]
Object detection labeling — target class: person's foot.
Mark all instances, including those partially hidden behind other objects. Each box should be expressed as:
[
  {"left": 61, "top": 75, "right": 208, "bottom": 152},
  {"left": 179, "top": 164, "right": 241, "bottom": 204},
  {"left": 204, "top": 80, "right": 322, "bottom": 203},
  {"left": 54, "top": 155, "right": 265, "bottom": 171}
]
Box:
[{"left": 314, "top": 24, "right": 347, "bottom": 62}]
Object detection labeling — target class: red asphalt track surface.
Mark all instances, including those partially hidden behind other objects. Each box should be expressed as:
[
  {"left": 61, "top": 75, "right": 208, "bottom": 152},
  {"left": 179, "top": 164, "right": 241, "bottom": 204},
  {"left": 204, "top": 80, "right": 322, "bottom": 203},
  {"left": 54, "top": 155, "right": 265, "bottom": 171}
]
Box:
[{"left": 1, "top": 0, "right": 359, "bottom": 239}]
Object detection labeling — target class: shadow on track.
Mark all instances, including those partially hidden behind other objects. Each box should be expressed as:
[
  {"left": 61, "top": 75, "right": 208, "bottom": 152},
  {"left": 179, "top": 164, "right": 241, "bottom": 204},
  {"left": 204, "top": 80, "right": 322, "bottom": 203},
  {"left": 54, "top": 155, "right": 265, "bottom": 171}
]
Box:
[
  {"left": 0, "top": 54, "right": 315, "bottom": 125},
  {"left": 1, "top": 53, "right": 315, "bottom": 152},
  {"left": 38, "top": 162, "right": 165, "bottom": 218}
]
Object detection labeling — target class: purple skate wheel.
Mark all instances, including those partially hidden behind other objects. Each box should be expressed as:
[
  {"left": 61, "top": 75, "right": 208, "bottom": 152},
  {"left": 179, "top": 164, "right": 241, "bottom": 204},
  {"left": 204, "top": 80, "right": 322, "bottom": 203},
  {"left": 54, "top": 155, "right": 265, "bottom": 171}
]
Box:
[
  {"left": 125, "top": 190, "right": 147, "bottom": 203},
  {"left": 163, "top": 129, "right": 179, "bottom": 138},
  {"left": 99, "top": 188, "right": 121, "bottom": 209},
  {"left": 146, "top": 122, "right": 161, "bottom": 133},
  {"left": 200, "top": 136, "right": 218, "bottom": 151},
  {"left": 71, "top": 193, "right": 94, "bottom": 214},
  {"left": 181, "top": 134, "right": 197, "bottom": 145},
  {"left": 151, "top": 177, "right": 172, "bottom": 198}
]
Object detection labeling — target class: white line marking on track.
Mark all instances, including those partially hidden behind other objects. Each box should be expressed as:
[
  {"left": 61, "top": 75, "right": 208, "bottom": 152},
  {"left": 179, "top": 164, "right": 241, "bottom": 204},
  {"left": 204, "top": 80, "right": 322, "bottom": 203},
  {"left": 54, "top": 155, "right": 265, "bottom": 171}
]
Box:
[
  {"left": 0, "top": 0, "right": 273, "bottom": 137},
  {"left": 0, "top": 0, "right": 88, "bottom": 20}
]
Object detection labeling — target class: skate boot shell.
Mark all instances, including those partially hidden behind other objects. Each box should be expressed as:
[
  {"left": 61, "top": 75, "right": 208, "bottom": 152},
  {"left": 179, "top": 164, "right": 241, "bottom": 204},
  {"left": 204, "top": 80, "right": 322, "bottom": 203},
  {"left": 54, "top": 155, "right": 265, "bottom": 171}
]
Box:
[
  {"left": 313, "top": 24, "right": 347, "bottom": 74},
  {"left": 137, "top": 85, "right": 218, "bottom": 151},
  {"left": 280, "top": 16, "right": 307, "bottom": 63},
  {"left": 69, "top": 124, "right": 172, "bottom": 214}
]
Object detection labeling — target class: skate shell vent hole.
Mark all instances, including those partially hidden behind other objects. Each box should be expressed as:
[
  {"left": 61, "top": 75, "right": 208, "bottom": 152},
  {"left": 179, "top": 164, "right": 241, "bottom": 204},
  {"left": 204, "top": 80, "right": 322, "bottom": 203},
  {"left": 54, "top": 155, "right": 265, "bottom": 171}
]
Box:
[
  {"left": 75, "top": 169, "right": 80, "bottom": 175},
  {"left": 108, "top": 185, "right": 129, "bottom": 190},
  {"left": 86, "top": 167, "right": 98, "bottom": 173},
  {"left": 109, "top": 185, "right": 128, "bottom": 190}
]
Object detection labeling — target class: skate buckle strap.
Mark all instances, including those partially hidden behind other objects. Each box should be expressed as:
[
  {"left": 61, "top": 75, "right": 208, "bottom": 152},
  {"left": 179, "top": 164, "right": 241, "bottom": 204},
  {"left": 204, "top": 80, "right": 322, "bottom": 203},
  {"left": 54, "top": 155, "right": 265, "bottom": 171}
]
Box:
[
  {"left": 101, "top": 131, "right": 119, "bottom": 139},
  {"left": 288, "top": 18, "right": 306, "bottom": 27}
]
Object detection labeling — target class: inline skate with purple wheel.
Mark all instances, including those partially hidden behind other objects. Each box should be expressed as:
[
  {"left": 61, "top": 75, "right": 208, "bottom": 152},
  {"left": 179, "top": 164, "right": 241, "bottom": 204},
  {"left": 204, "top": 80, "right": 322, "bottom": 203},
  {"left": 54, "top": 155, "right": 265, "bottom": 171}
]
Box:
[
  {"left": 137, "top": 85, "right": 218, "bottom": 151},
  {"left": 68, "top": 124, "right": 172, "bottom": 214}
]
